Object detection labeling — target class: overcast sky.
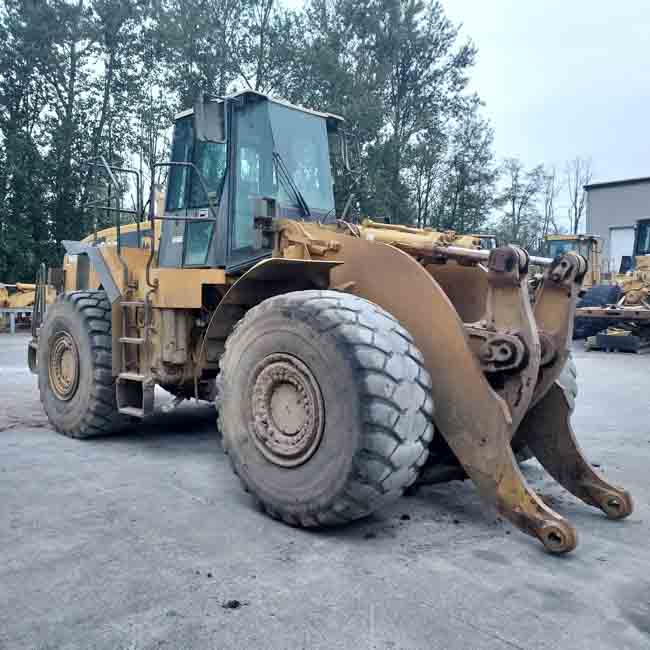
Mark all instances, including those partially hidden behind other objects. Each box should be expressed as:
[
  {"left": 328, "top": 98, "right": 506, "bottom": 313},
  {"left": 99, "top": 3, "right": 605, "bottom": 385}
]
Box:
[{"left": 442, "top": 0, "right": 650, "bottom": 185}]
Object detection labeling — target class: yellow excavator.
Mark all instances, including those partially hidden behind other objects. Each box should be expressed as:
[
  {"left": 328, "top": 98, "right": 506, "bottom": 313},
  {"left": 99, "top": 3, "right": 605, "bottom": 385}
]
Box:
[{"left": 28, "top": 90, "right": 632, "bottom": 554}]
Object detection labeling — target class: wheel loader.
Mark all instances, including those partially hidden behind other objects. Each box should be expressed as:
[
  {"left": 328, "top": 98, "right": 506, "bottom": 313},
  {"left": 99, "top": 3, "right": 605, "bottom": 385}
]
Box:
[
  {"left": 28, "top": 90, "right": 632, "bottom": 554},
  {"left": 544, "top": 234, "right": 602, "bottom": 288}
]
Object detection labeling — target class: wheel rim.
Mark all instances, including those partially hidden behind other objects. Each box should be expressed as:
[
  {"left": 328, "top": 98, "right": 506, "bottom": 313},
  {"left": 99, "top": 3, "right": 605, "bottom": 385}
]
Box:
[
  {"left": 250, "top": 353, "right": 325, "bottom": 468},
  {"left": 48, "top": 331, "right": 80, "bottom": 401}
]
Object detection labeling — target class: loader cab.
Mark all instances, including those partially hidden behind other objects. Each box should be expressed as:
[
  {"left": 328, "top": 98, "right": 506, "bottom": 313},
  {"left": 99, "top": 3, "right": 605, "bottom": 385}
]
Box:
[
  {"left": 478, "top": 235, "right": 498, "bottom": 250},
  {"left": 159, "top": 90, "right": 342, "bottom": 273}
]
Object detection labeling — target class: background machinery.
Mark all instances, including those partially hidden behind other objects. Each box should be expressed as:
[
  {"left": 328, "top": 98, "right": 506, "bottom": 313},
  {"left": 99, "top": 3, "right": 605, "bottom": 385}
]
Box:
[
  {"left": 0, "top": 282, "right": 55, "bottom": 332},
  {"left": 545, "top": 234, "right": 602, "bottom": 289},
  {"left": 576, "top": 217, "right": 650, "bottom": 349},
  {"left": 29, "top": 90, "right": 632, "bottom": 554},
  {"left": 543, "top": 234, "right": 622, "bottom": 339}
]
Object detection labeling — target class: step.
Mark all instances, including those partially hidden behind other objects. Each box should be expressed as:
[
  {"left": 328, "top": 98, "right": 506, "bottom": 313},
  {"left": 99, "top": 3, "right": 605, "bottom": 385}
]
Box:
[
  {"left": 118, "top": 406, "right": 145, "bottom": 418},
  {"left": 118, "top": 372, "right": 146, "bottom": 382},
  {"left": 119, "top": 336, "right": 145, "bottom": 345}
]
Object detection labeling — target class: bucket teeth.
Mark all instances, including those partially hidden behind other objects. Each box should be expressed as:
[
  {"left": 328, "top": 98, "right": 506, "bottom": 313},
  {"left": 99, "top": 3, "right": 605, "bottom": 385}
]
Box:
[{"left": 517, "top": 382, "right": 634, "bottom": 521}]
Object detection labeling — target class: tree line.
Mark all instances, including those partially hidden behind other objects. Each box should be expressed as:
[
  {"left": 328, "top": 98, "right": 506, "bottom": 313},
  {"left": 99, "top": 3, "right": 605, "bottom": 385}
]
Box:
[{"left": 0, "top": 0, "right": 591, "bottom": 281}]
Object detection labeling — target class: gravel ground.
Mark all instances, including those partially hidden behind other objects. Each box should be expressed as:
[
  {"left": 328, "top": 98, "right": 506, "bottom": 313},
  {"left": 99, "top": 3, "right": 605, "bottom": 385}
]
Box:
[{"left": 1, "top": 332, "right": 649, "bottom": 650}]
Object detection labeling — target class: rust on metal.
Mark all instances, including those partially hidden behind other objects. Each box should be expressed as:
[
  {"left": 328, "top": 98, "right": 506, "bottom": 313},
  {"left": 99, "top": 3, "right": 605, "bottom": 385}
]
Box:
[
  {"left": 531, "top": 252, "right": 586, "bottom": 406},
  {"left": 518, "top": 381, "right": 633, "bottom": 519}
]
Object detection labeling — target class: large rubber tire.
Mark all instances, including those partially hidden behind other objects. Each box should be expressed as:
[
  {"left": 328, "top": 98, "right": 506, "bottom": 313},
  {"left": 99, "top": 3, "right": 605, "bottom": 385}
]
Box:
[
  {"left": 217, "top": 290, "right": 434, "bottom": 526},
  {"left": 38, "top": 290, "right": 125, "bottom": 438},
  {"left": 574, "top": 284, "right": 622, "bottom": 339}
]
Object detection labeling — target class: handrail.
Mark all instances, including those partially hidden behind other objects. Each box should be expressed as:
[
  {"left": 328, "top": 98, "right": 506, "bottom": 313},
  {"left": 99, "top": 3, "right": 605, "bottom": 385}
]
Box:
[
  {"left": 94, "top": 156, "right": 129, "bottom": 289},
  {"left": 85, "top": 159, "right": 145, "bottom": 247},
  {"left": 31, "top": 263, "right": 47, "bottom": 338}
]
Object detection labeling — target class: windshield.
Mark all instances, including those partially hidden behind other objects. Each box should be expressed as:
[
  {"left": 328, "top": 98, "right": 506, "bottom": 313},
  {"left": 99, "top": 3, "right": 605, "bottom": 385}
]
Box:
[
  {"left": 231, "top": 100, "right": 336, "bottom": 255},
  {"left": 548, "top": 239, "right": 593, "bottom": 259},
  {"left": 268, "top": 103, "right": 335, "bottom": 214}
]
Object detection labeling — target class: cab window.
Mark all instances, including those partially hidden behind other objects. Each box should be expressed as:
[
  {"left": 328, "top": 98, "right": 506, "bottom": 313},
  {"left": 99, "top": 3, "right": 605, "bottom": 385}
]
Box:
[
  {"left": 190, "top": 141, "right": 227, "bottom": 208},
  {"left": 166, "top": 117, "right": 193, "bottom": 211},
  {"left": 166, "top": 117, "right": 228, "bottom": 212}
]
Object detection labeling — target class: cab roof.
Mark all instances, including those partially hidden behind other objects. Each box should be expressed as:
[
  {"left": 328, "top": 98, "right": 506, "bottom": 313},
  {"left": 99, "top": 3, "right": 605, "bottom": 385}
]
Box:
[{"left": 174, "top": 89, "right": 345, "bottom": 126}]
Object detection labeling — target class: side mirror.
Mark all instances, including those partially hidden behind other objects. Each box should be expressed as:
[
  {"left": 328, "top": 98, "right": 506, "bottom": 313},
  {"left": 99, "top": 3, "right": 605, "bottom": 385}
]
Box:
[{"left": 193, "top": 96, "right": 226, "bottom": 143}]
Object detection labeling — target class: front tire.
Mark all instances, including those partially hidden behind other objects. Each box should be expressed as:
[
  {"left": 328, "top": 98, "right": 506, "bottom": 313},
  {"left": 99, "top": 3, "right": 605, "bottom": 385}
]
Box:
[
  {"left": 218, "top": 290, "right": 434, "bottom": 526},
  {"left": 38, "top": 290, "right": 125, "bottom": 438}
]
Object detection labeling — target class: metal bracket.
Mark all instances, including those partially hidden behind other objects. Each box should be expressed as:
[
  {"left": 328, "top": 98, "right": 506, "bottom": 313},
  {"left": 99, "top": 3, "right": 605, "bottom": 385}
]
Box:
[
  {"left": 465, "top": 325, "right": 527, "bottom": 373},
  {"left": 531, "top": 252, "right": 587, "bottom": 406}
]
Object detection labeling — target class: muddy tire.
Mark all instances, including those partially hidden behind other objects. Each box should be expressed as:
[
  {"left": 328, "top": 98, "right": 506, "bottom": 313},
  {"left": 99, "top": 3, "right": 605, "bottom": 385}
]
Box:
[
  {"left": 38, "top": 290, "right": 125, "bottom": 438},
  {"left": 217, "top": 290, "right": 434, "bottom": 526}
]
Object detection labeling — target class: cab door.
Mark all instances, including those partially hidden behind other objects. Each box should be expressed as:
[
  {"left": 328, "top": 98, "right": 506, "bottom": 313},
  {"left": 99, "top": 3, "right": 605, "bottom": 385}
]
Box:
[
  {"left": 159, "top": 111, "right": 228, "bottom": 268},
  {"left": 226, "top": 99, "right": 275, "bottom": 272}
]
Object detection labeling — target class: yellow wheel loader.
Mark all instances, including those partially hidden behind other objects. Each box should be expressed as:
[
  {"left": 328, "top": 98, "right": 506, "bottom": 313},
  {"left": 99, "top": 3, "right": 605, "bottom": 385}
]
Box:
[
  {"left": 544, "top": 234, "right": 602, "bottom": 288},
  {"left": 29, "top": 90, "right": 632, "bottom": 554}
]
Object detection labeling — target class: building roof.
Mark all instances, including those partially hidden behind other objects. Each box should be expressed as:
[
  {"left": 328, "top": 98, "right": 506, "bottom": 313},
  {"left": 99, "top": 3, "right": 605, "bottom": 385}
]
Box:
[{"left": 584, "top": 176, "right": 650, "bottom": 191}]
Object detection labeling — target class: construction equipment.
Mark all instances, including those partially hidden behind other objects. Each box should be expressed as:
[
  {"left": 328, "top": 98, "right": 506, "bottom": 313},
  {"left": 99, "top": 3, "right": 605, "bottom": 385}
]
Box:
[
  {"left": 542, "top": 234, "right": 624, "bottom": 338},
  {"left": 0, "top": 282, "right": 56, "bottom": 332},
  {"left": 544, "top": 234, "right": 602, "bottom": 288},
  {"left": 576, "top": 218, "right": 650, "bottom": 343},
  {"left": 28, "top": 90, "right": 632, "bottom": 554}
]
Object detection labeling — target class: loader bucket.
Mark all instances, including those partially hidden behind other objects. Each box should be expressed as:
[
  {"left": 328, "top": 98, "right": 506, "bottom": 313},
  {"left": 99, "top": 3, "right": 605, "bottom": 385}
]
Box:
[{"left": 326, "top": 237, "right": 633, "bottom": 553}]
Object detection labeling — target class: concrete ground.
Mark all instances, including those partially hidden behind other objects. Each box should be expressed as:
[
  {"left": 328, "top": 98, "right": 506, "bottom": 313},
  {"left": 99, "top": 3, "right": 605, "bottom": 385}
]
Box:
[{"left": 1, "top": 331, "right": 649, "bottom": 650}]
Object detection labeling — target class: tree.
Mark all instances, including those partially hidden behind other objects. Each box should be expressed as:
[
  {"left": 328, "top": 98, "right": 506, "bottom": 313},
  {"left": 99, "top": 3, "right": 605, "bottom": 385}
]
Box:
[
  {"left": 357, "top": 0, "right": 476, "bottom": 223},
  {"left": 540, "top": 165, "right": 562, "bottom": 240},
  {"left": 0, "top": 0, "right": 498, "bottom": 282},
  {"left": 0, "top": 0, "right": 54, "bottom": 280},
  {"left": 158, "top": 0, "right": 246, "bottom": 105},
  {"left": 432, "top": 98, "right": 496, "bottom": 233},
  {"left": 565, "top": 156, "right": 592, "bottom": 234},
  {"left": 495, "top": 158, "right": 544, "bottom": 248}
]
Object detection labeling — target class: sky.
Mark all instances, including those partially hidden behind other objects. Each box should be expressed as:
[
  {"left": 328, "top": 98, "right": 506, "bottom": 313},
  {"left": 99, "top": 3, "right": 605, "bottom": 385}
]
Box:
[{"left": 441, "top": 0, "right": 650, "bottom": 185}]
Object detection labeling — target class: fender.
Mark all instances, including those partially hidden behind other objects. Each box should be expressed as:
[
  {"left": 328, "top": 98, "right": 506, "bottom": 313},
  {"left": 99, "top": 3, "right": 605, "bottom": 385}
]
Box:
[
  {"left": 195, "top": 257, "right": 341, "bottom": 378},
  {"left": 62, "top": 240, "right": 121, "bottom": 303}
]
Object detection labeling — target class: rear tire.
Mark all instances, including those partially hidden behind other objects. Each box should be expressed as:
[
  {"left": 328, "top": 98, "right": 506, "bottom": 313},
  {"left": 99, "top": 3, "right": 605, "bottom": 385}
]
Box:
[
  {"left": 217, "top": 290, "right": 434, "bottom": 526},
  {"left": 38, "top": 290, "right": 126, "bottom": 438}
]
